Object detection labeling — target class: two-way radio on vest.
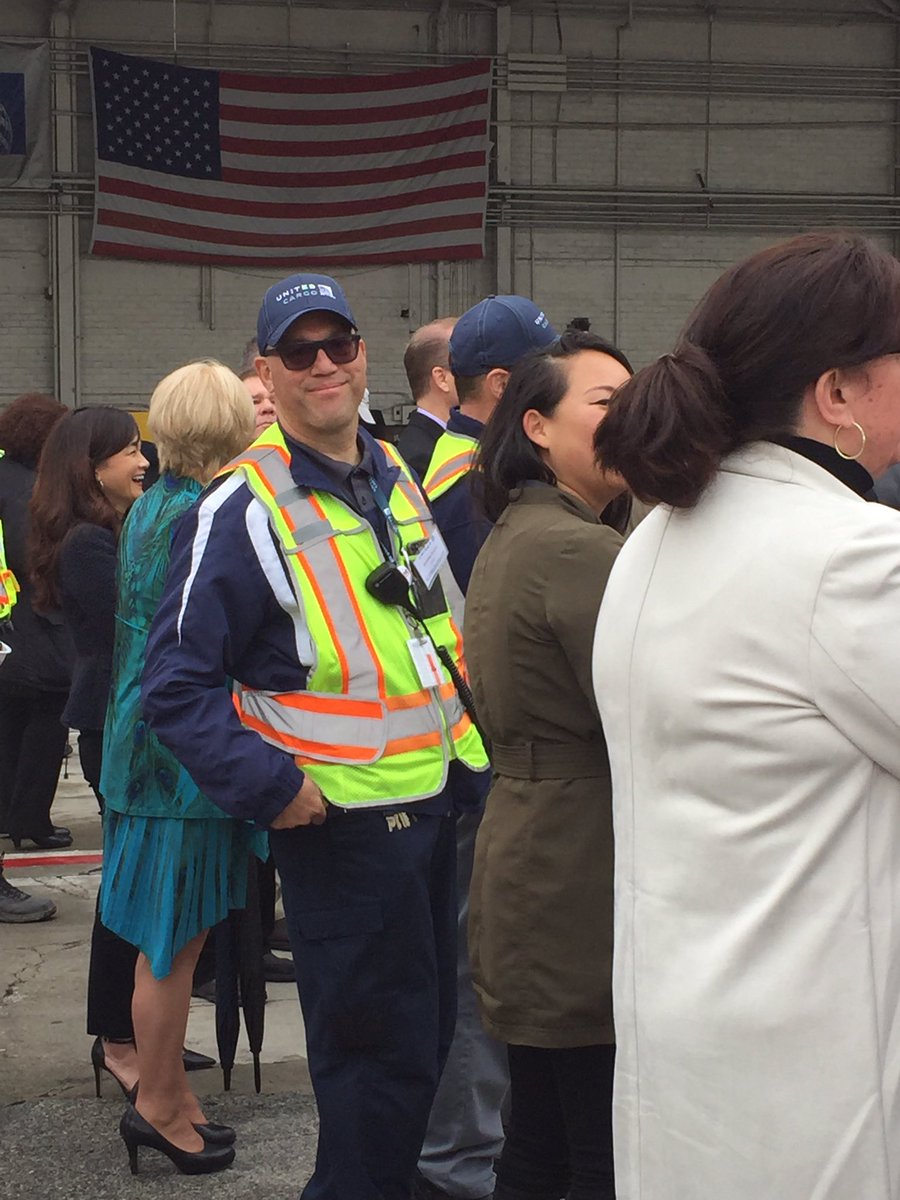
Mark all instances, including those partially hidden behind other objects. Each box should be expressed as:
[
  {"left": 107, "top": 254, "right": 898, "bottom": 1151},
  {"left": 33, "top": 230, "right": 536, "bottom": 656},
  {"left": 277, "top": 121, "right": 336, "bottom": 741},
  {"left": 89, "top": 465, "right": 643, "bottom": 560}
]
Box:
[{"left": 365, "top": 563, "right": 486, "bottom": 748}]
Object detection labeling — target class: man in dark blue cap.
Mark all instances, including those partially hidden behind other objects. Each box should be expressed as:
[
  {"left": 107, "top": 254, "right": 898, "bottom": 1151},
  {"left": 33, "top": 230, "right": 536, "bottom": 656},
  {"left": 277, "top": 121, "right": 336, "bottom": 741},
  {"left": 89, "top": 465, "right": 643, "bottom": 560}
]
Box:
[
  {"left": 422, "top": 296, "right": 558, "bottom": 594},
  {"left": 416, "top": 295, "right": 558, "bottom": 1200},
  {"left": 142, "top": 272, "right": 489, "bottom": 1199}
]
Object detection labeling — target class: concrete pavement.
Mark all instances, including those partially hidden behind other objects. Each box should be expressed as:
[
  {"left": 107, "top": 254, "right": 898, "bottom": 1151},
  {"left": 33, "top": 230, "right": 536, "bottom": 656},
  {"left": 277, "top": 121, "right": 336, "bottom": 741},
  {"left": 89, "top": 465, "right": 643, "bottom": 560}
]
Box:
[{"left": 0, "top": 753, "right": 320, "bottom": 1198}]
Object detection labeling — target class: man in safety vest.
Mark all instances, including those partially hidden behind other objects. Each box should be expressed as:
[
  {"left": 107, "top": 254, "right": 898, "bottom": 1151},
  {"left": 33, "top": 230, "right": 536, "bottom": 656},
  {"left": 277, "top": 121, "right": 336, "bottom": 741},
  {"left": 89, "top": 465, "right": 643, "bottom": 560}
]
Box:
[
  {"left": 142, "top": 273, "right": 489, "bottom": 1199},
  {"left": 415, "top": 296, "right": 558, "bottom": 1200},
  {"left": 422, "top": 296, "right": 558, "bottom": 594}
]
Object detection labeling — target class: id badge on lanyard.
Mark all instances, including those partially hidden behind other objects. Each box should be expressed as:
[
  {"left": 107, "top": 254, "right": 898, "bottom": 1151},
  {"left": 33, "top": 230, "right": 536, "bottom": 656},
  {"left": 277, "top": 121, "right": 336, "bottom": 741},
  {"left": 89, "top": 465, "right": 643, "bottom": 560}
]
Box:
[
  {"left": 407, "top": 635, "right": 444, "bottom": 690},
  {"left": 411, "top": 527, "right": 448, "bottom": 590}
]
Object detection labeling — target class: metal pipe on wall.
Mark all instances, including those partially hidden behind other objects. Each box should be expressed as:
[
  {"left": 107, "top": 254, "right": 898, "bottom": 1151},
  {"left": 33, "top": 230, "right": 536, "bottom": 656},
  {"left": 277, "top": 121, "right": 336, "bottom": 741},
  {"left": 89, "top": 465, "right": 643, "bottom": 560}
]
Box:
[
  {"left": 47, "top": 40, "right": 900, "bottom": 104},
  {"left": 50, "top": 0, "right": 80, "bottom": 409},
  {"left": 434, "top": 0, "right": 453, "bottom": 319},
  {"left": 106, "top": 0, "right": 899, "bottom": 22},
  {"left": 494, "top": 5, "right": 513, "bottom": 295},
  {"left": 894, "top": 22, "right": 900, "bottom": 261},
  {"left": 612, "top": 0, "right": 633, "bottom": 345}
]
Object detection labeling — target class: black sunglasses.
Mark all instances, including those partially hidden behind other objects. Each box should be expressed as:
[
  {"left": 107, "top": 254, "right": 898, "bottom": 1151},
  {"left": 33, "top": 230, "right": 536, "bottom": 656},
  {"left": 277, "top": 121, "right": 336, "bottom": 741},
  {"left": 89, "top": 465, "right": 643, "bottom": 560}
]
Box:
[{"left": 268, "top": 333, "right": 361, "bottom": 372}]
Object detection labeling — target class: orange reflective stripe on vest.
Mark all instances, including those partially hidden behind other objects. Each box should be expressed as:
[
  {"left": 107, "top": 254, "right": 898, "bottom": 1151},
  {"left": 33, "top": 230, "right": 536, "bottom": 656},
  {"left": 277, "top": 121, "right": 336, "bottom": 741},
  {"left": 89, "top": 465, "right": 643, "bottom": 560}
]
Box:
[
  {"left": 217, "top": 424, "right": 488, "bottom": 806},
  {"left": 422, "top": 430, "right": 479, "bottom": 503},
  {"left": 0, "top": 519, "right": 19, "bottom": 621}
]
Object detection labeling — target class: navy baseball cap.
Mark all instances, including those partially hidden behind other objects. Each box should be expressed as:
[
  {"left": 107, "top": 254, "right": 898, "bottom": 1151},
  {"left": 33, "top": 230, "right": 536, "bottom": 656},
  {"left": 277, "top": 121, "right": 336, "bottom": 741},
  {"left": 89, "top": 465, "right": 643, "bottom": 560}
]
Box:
[
  {"left": 449, "top": 295, "right": 558, "bottom": 377},
  {"left": 257, "top": 273, "right": 357, "bottom": 351}
]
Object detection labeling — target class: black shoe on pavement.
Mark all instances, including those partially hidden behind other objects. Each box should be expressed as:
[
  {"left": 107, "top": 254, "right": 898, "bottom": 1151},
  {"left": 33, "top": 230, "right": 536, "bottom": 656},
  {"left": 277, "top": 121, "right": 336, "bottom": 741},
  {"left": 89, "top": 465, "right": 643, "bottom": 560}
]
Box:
[
  {"left": 268, "top": 916, "right": 291, "bottom": 952},
  {"left": 262, "top": 950, "right": 296, "bottom": 983},
  {"left": 2, "top": 827, "right": 70, "bottom": 840},
  {"left": 183, "top": 1047, "right": 217, "bottom": 1071},
  {"left": 0, "top": 875, "right": 57, "bottom": 923},
  {"left": 10, "top": 831, "right": 73, "bottom": 851},
  {"left": 411, "top": 1169, "right": 494, "bottom": 1200},
  {"left": 191, "top": 978, "right": 217, "bottom": 1004}
]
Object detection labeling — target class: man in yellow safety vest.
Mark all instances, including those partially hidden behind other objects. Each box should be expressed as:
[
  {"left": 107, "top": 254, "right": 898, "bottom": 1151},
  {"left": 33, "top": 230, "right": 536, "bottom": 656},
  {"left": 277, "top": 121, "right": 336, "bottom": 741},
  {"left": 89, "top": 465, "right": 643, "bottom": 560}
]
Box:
[
  {"left": 143, "top": 273, "right": 489, "bottom": 1200},
  {"left": 422, "top": 296, "right": 558, "bottom": 594}
]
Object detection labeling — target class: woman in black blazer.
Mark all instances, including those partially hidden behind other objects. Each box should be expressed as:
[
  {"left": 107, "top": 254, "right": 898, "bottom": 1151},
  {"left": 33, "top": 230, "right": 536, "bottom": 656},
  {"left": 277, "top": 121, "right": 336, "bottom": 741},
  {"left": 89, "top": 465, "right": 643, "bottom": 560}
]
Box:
[{"left": 30, "top": 407, "right": 149, "bottom": 1096}]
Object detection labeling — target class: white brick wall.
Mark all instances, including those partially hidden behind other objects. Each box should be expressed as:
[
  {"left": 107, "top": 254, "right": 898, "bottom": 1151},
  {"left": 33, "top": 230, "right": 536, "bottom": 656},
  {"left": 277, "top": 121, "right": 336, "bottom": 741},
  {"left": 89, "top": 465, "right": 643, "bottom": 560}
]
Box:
[
  {"left": 0, "top": 214, "right": 54, "bottom": 396},
  {"left": 0, "top": 0, "right": 897, "bottom": 405}
]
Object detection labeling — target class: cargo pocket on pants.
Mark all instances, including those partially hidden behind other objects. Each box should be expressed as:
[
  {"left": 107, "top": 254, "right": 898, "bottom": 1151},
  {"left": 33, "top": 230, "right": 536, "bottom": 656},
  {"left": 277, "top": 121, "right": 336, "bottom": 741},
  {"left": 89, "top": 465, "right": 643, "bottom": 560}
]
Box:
[{"left": 294, "top": 902, "right": 387, "bottom": 1050}]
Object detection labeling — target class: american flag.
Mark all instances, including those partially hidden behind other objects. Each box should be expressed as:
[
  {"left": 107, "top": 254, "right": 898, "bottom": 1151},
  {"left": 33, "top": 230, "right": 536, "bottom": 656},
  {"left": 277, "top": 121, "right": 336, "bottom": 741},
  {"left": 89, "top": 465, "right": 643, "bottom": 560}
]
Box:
[{"left": 88, "top": 47, "right": 492, "bottom": 267}]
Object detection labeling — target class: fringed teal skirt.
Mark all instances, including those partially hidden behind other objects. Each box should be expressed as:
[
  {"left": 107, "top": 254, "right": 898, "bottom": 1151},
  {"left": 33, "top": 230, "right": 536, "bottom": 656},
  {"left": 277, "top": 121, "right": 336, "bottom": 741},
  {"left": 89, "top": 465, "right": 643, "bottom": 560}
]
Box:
[{"left": 99, "top": 811, "right": 267, "bottom": 980}]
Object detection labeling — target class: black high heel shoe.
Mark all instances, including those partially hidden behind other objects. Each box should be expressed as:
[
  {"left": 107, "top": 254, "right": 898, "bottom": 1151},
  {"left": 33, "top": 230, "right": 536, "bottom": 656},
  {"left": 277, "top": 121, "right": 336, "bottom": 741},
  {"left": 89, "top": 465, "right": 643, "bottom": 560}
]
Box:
[
  {"left": 1, "top": 826, "right": 69, "bottom": 841},
  {"left": 91, "top": 1036, "right": 137, "bottom": 1100},
  {"left": 11, "top": 831, "right": 73, "bottom": 850},
  {"left": 119, "top": 1105, "right": 235, "bottom": 1175},
  {"left": 194, "top": 1121, "right": 236, "bottom": 1146}
]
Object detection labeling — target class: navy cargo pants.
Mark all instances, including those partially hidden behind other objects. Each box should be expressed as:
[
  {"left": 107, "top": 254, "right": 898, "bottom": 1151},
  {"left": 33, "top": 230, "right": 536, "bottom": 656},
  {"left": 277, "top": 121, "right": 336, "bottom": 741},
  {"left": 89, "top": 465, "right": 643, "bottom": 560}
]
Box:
[{"left": 271, "top": 805, "right": 457, "bottom": 1200}]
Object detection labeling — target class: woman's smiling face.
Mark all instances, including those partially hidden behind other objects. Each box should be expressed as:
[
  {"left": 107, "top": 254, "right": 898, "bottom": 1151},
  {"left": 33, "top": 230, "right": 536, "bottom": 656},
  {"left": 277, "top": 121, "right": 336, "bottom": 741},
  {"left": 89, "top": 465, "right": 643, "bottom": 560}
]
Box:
[{"left": 95, "top": 434, "right": 149, "bottom": 513}]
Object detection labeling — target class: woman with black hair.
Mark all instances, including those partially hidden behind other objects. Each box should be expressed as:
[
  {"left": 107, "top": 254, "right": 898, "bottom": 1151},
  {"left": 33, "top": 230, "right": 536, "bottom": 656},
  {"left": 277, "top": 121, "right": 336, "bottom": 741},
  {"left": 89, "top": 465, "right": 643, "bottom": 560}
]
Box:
[
  {"left": 464, "top": 330, "right": 633, "bottom": 1200},
  {"left": 30, "top": 406, "right": 149, "bottom": 1095},
  {"left": 592, "top": 231, "right": 900, "bottom": 1199}
]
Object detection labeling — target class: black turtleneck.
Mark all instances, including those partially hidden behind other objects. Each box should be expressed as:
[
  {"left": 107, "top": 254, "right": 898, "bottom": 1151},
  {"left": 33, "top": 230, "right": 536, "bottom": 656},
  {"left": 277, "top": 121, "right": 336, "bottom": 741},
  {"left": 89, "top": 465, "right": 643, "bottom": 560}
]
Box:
[{"left": 775, "top": 435, "right": 874, "bottom": 500}]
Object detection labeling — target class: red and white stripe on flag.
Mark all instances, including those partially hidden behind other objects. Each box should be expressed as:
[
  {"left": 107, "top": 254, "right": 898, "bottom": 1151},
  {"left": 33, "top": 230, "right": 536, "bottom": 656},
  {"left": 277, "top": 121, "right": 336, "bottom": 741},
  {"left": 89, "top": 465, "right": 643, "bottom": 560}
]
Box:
[{"left": 89, "top": 49, "right": 492, "bottom": 268}]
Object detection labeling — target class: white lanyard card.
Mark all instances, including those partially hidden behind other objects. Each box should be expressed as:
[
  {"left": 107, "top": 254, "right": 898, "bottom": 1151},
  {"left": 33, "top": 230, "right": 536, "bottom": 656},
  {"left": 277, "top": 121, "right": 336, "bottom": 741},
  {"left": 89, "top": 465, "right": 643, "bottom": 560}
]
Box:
[
  {"left": 407, "top": 636, "right": 444, "bottom": 690},
  {"left": 412, "top": 528, "right": 449, "bottom": 591}
]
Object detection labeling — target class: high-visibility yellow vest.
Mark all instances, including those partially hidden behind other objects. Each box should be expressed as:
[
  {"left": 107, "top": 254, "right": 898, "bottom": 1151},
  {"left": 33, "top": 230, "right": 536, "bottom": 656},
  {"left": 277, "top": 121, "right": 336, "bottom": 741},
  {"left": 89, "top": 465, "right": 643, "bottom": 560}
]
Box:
[
  {"left": 221, "top": 424, "right": 488, "bottom": 807},
  {"left": 422, "top": 429, "right": 479, "bottom": 502},
  {"left": 0, "top": 522, "right": 18, "bottom": 622},
  {"left": 0, "top": 451, "right": 19, "bottom": 622}
]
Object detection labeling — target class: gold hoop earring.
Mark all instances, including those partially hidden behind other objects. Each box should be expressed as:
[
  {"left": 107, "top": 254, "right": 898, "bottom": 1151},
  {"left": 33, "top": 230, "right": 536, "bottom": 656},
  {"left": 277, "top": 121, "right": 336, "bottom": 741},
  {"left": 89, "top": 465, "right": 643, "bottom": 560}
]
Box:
[{"left": 833, "top": 421, "right": 866, "bottom": 461}]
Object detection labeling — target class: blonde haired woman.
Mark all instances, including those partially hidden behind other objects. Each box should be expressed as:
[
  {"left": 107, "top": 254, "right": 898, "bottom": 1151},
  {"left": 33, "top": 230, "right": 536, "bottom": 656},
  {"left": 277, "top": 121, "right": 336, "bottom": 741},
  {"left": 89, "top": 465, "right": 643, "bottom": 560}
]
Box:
[{"left": 99, "top": 360, "right": 261, "bottom": 1176}]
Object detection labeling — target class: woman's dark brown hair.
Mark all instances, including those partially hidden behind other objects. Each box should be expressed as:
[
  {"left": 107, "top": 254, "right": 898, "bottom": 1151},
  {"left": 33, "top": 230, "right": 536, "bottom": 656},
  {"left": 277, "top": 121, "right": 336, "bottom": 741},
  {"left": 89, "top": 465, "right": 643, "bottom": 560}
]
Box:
[
  {"left": 29, "top": 407, "right": 139, "bottom": 611},
  {"left": 475, "top": 330, "right": 634, "bottom": 529},
  {"left": 593, "top": 231, "right": 900, "bottom": 508},
  {"left": 0, "top": 393, "right": 67, "bottom": 468}
]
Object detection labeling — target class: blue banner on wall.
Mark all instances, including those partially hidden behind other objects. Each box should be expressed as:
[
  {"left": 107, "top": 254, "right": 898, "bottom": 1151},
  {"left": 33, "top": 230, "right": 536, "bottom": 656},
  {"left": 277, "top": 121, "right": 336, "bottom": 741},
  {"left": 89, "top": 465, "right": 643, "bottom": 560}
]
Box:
[
  {"left": 0, "top": 43, "right": 50, "bottom": 187},
  {"left": 0, "top": 73, "right": 27, "bottom": 156}
]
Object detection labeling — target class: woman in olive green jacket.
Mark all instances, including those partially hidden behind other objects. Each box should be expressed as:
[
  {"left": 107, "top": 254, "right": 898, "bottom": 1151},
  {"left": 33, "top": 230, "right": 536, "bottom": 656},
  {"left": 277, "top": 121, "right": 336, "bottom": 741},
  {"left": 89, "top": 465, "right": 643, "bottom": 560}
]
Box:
[{"left": 464, "top": 330, "right": 633, "bottom": 1200}]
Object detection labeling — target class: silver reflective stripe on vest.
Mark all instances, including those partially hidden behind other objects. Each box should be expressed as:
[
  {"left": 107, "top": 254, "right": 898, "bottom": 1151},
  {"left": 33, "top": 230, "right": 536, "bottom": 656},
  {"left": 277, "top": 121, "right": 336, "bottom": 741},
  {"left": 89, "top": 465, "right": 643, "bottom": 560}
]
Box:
[
  {"left": 439, "top": 689, "right": 466, "bottom": 730},
  {"left": 234, "top": 441, "right": 463, "bottom": 763},
  {"left": 238, "top": 446, "right": 380, "bottom": 697},
  {"left": 237, "top": 687, "right": 444, "bottom": 765},
  {"left": 393, "top": 478, "right": 432, "bottom": 522}
]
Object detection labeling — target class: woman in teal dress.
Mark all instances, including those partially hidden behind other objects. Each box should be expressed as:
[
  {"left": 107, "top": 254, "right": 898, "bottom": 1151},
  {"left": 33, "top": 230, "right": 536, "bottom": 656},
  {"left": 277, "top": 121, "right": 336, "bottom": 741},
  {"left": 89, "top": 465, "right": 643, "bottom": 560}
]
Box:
[{"left": 99, "top": 359, "right": 260, "bottom": 1176}]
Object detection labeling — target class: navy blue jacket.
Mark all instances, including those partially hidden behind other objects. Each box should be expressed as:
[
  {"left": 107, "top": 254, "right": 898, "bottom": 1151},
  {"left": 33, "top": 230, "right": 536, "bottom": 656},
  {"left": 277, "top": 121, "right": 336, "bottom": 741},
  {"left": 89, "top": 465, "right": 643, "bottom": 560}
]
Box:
[
  {"left": 430, "top": 409, "right": 492, "bottom": 595},
  {"left": 141, "top": 427, "right": 482, "bottom": 825}
]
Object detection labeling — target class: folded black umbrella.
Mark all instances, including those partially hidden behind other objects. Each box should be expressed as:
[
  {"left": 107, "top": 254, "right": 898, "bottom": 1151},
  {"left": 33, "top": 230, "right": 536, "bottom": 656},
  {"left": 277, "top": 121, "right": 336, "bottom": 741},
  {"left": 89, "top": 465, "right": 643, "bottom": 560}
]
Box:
[
  {"left": 236, "top": 855, "right": 267, "bottom": 1094},
  {"left": 213, "top": 855, "right": 267, "bottom": 1092},
  {"left": 213, "top": 915, "right": 241, "bottom": 1091}
]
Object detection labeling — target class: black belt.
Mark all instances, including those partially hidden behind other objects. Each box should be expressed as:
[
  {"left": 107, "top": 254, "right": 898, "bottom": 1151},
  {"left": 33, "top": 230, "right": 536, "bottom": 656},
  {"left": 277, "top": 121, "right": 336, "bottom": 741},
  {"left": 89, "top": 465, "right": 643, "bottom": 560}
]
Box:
[{"left": 489, "top": 740, "right": 609, "bottom": 781}]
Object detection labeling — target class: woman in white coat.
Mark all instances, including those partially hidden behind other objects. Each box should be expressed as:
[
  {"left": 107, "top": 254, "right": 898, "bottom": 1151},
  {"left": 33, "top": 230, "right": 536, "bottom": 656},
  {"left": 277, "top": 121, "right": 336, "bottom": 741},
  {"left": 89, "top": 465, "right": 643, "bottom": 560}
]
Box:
[{"left": 591, "top": 231, "right": 900, "bottom": 1200}]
